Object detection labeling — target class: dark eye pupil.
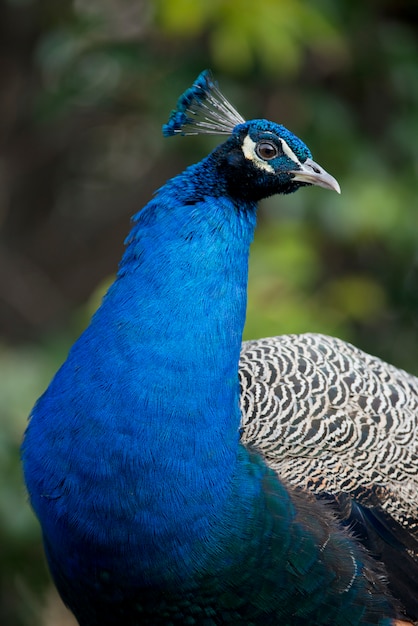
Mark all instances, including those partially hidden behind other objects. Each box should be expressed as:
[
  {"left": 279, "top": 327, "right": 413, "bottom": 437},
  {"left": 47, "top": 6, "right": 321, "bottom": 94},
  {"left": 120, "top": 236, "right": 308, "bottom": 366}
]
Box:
[{"left": 256, "top": 142, "right": 278, "bottom": 160}]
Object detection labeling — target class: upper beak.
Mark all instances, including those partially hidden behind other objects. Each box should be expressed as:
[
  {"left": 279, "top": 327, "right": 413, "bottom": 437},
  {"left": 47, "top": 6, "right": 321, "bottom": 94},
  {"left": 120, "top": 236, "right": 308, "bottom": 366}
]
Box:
[{"left": 290, "top": 158, "right": 341, "bottom": 194}]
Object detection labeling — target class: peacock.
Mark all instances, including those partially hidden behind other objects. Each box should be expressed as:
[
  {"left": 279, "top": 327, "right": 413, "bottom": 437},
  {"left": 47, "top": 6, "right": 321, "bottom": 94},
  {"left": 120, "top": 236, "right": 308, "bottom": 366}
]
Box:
[{"left": 21, "top": 71, "right": 417, "bottom": 626}]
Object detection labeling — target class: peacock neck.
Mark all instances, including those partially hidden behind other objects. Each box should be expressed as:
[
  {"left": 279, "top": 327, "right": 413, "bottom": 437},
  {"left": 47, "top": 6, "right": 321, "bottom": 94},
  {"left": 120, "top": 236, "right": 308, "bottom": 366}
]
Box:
[
  {"left": 106, "top": 154, "right": 257, "bottom": 428},
  {"left": 102, "top": 156, "right": 257, "bottom": 451},
  {"left": 63, "top": 154, "right": 259, "bottom": 576}
]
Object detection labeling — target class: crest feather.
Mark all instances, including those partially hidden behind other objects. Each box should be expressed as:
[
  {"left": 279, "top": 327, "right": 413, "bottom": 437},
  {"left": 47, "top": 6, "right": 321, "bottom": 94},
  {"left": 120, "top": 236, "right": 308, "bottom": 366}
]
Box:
[{"left": 162, "top": 70, "right": 245, "bottom": 137}]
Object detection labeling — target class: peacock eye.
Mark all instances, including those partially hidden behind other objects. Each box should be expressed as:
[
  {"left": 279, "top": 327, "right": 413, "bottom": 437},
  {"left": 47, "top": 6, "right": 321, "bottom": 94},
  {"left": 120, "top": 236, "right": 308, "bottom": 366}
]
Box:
[{"left": 255, "top": 141, "right": 279, "bottom": 160}]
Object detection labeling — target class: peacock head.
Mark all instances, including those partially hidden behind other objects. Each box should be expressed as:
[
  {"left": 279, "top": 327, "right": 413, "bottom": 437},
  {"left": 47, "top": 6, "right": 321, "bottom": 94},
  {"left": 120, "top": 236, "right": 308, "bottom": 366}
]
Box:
[{"left": 163, "top": 70, "right": 340, "bottom": 201}]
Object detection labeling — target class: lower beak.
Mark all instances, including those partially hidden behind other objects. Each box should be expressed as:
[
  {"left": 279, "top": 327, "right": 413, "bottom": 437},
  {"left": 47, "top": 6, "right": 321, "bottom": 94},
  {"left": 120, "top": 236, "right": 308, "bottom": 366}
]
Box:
[{"left": 290, "top": 158, "right": 341, "bottom": 194}]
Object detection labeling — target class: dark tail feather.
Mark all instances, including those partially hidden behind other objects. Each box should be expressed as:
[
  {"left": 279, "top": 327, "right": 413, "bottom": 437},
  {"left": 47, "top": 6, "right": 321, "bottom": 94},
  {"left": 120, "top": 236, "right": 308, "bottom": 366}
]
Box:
[{"left": 317, "top": 492, "right": 418, "bottom": 622}]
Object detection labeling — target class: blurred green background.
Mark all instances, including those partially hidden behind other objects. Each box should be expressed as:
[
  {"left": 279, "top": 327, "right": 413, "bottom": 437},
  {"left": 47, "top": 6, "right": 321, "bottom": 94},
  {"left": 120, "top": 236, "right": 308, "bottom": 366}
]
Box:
[{"left": 0, "top": 0, "right": 417, "bottom": 624}]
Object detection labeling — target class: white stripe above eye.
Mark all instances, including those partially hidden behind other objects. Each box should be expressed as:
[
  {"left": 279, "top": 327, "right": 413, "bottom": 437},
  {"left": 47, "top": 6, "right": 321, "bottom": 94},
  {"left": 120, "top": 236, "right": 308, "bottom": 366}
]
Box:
[
  {"left": 241, "top": 133, "right": 303, "bottom": 173},
  {"left": 280, "top": 137, "right": 302, "bottom": 167},
  {"left": 241, "top": 135, "right": 275, "bottom": 173}
]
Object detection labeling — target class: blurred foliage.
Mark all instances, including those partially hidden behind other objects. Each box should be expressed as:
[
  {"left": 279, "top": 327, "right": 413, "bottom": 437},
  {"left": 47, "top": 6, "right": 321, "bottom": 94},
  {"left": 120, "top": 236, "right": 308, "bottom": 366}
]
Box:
[
  {"left": 0, "top": 0, "right": 417, "bottom": 624},
  {"left": 155, "top": 0, "right": 346, "bottom": 75}
]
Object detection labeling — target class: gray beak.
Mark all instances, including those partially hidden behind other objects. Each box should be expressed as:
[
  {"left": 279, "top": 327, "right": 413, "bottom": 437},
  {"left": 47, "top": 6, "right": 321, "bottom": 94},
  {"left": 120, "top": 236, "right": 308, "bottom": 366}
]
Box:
[{"left": 290, "top": 158, "right": 341, "bottom": 194}]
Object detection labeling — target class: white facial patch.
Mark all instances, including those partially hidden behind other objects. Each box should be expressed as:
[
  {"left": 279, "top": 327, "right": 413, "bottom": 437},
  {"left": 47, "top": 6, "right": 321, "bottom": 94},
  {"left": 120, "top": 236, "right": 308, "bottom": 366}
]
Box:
[
  {"left": 241, "top": 134, "right": 275, "bottom": 173},
  {"left": 241, "top": 133, "right": 303, "bottom": 173}
]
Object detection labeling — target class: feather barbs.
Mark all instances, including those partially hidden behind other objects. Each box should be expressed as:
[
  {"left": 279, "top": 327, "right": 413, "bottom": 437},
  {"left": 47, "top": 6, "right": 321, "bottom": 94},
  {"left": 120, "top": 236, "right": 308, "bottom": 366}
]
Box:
[{"left": 162, "top": 70, "right": 245, "bottom": 137}]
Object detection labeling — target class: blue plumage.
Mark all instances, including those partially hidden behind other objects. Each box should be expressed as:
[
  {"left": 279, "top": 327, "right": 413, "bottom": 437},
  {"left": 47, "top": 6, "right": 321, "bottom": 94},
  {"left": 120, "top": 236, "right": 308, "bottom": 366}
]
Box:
[{"left": 22, "top": 72, "right": 408, "bottom": 625}]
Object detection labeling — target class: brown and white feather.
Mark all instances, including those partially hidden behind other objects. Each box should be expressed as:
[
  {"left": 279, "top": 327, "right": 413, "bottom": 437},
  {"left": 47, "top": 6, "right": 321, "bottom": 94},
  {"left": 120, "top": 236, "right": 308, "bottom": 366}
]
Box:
[{"left": 239, "top": 333, "right": 418, "bottom": 537}]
